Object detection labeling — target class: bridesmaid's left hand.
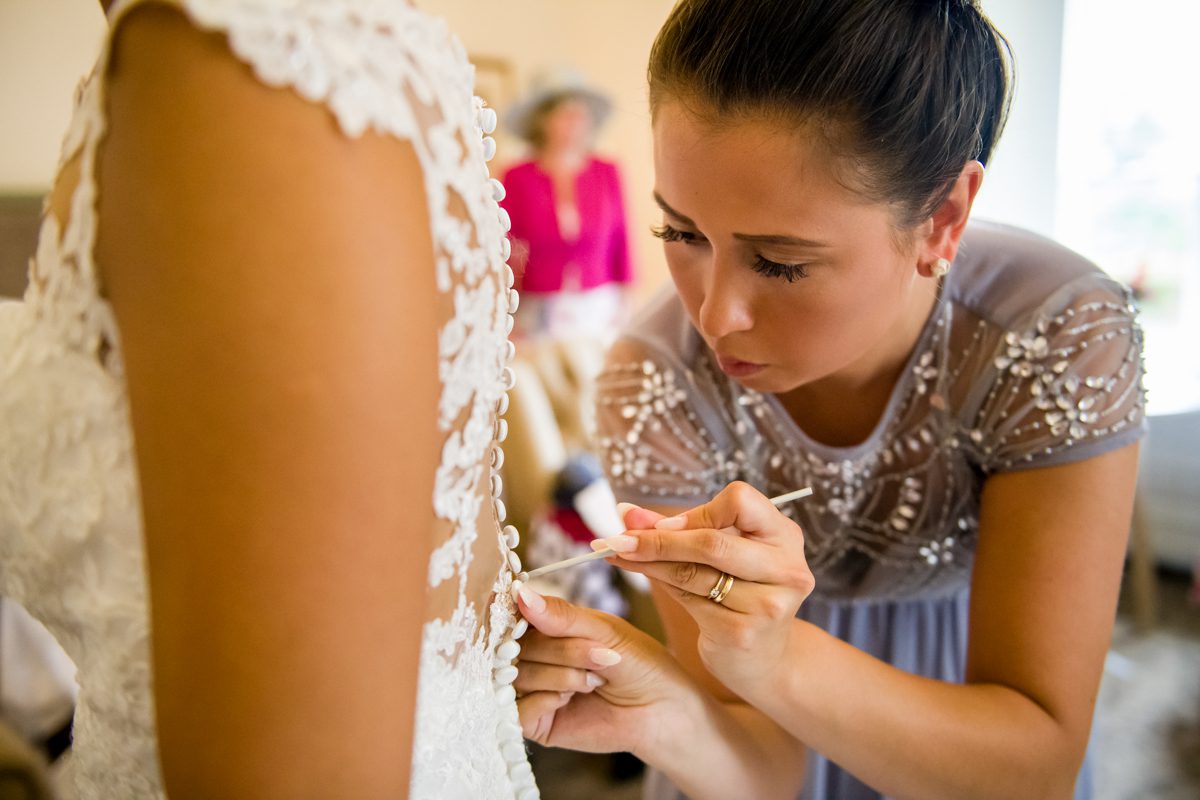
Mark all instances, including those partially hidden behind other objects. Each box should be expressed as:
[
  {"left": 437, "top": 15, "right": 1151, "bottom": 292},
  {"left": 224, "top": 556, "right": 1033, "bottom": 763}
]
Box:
[
  {"left": 595, "top": 482, "right": 815, "bottom": 694},
  {"left": 513, "top": 584, "right": 700, "bottom": 758}
]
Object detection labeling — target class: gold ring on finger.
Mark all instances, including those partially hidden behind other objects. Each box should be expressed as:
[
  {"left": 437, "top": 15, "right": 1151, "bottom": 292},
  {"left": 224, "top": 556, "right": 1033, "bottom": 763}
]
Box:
[{"left": 707, "top": 572, "right": 735, "bottom": 605}]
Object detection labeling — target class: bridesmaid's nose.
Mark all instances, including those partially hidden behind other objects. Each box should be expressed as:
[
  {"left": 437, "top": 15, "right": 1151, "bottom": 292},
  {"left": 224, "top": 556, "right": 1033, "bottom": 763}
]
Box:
[{"left": 698, "top": 260, "right": 754, "bottom": 340}]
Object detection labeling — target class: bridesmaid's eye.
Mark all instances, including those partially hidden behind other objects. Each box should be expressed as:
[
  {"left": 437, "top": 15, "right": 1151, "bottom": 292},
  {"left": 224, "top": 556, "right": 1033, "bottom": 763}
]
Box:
[
  {"left": 753, "top": 256, "right": 809, "bottom": 283},
  {"left": 651, "top": 224, "right": 704, "bottom": 245}
]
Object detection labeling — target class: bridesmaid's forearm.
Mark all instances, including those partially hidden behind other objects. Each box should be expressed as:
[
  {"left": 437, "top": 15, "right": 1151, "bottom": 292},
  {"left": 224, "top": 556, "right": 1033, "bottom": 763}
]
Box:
[
  {"left": 638, "top": 687, "right": 806, "bottom": 800},
  {"left": 739, "top": 620, "right": 1082, "bottom": 800}
]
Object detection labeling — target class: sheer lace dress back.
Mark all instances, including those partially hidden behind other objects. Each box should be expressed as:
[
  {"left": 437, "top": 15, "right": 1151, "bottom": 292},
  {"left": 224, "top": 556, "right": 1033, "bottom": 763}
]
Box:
[{"left": 0, "top": 2, "right": 534, "bottom": 797}]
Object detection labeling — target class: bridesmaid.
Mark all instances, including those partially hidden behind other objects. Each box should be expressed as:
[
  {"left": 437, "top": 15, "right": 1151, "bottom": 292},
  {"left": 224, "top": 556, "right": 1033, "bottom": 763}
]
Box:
[{"left": 513, "top": 2, "right": 1144, "bottom": 799}]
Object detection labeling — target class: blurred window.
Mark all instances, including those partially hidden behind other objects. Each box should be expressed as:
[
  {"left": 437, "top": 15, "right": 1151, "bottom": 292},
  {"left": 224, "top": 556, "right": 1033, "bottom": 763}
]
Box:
[{"left": 1056, "top": 0, "right": 1200, "bottom": 413}]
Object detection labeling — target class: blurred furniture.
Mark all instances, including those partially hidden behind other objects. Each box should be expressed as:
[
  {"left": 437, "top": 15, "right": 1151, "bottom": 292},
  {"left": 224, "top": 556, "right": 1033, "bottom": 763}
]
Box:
[
  {"left": 1, "top": 199, "right": 60, "bottom": 798},
  {"left": 503, "top": 334, "right": 664, "bottom": 643},
  {"left": 501, "top": 335, "right": 607, "bottom": 540},
  {"left": 1129, "top": 407, "right": 1200, "bottom": 629},
  {"left": 0, "top": 718, "right": 54, "bottom": 800},
  {"left": 0, "top": 194, "right": 41, "bottom": 300}
]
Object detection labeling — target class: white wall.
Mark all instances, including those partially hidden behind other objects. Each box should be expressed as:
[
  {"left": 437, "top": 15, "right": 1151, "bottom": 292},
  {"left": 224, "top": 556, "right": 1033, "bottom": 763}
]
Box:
[
  {"left": 0, "top": 0, "right": 107, "bottom": 192},
  {"left": 0, "top": 1, "right": 1067, "bottom": 267},
  {"left": 970, "top": 0, "right": 1066, "bottom": 238}
]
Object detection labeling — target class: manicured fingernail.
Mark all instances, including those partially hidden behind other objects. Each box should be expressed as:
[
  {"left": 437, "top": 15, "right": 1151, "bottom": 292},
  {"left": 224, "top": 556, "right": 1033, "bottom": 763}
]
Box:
[
  {"left": 589, "top": 647, "right": 622, "bottom": 667},
  {"left": 586, "top": 672, "right": 607, "bottom": 688},
  {"left": 655, "top": 515, "right": 687, "bottom": 530},
  {"left": 518, "top": 585, "right": 546, "bottom": 613},
  {"left": 616, "top": 502, "right": 640, "bottom": 519},
  {"left": 599, "top": 534, "right": 638, "bottom": 553}
]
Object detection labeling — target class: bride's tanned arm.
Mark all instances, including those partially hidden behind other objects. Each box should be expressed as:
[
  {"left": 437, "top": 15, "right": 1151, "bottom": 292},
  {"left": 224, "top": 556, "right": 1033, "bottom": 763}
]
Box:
[{"left": 97, "top": 6, "right": 438, "bottom": 797}]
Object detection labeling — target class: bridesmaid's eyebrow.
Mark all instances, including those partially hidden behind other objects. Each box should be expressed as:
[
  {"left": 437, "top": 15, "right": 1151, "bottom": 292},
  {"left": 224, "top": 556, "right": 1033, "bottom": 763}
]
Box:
[
  {"left": 653, "top": 192, "right": 696, "bottom": 226},
  {"left": 653, "top": 191, "right": 830, "bottom": 248},
  {"left": 734, "top": 233, "right": 830, "bottom": 248}
]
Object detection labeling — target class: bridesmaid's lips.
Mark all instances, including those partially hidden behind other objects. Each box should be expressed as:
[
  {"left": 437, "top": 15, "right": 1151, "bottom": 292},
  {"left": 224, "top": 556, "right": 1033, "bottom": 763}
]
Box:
[{"left": 715, "top": 354, "right": 766, "bottom": 378}]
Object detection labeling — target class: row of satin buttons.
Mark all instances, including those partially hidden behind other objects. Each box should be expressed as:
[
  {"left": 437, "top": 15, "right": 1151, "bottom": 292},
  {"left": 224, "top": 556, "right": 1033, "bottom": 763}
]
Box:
[{"left": 476, "top": 98, "right": 538, "bottom": 800}]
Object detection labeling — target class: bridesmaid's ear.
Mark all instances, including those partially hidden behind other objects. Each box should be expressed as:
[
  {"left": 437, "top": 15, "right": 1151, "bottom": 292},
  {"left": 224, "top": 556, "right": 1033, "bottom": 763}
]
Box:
[{"left": 914, "top": 161, "right": 984, "bottom": 277}]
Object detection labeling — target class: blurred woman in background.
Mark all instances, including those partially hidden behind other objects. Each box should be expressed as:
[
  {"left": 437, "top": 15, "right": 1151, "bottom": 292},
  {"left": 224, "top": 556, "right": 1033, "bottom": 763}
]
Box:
[{"left": 502, "top": 67, "right": 635, "bottom": 341}]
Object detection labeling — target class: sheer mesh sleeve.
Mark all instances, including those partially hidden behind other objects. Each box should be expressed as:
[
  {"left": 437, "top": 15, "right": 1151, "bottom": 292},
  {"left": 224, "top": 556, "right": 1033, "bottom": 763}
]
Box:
[
  {"left": 594, "top": 337, "right": 731, "bottom": 508},
  {"left": 970, "top": 277, "right": 1146, "bottom": 473}
]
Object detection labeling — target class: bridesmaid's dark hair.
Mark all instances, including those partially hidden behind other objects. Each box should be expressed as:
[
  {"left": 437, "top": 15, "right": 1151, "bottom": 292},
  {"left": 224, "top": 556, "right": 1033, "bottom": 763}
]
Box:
[{"left": 648, "top": 0, "right": 1014, "bottom": 230}]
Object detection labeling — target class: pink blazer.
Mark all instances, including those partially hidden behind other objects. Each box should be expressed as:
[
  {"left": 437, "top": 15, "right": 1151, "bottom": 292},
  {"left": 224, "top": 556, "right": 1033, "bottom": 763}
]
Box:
[{"left": 500, "top": 157, "right": 633, "bottom": 293}]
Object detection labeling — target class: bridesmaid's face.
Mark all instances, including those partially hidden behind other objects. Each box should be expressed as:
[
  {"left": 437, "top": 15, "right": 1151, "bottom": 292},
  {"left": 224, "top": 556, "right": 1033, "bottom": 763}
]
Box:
[{"left": 651, "top": 100, "right": 926, "bottom": 394}]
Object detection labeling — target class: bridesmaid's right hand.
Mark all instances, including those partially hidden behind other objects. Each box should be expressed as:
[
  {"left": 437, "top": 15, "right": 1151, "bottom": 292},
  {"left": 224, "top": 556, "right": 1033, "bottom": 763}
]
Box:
[{"left": 514, "top": 584, "right": 697, "bottom": 757}]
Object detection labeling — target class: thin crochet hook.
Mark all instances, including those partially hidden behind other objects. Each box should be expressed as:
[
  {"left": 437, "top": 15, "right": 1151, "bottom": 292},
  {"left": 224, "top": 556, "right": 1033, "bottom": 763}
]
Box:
[{"left": 516, "top": 486, "right": 813, "bottom": 582}]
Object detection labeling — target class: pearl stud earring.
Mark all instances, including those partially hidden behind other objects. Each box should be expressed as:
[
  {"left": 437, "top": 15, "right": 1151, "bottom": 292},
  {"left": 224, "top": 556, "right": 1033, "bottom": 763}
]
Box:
[{"left": 931, "top": 258, "right": 951, "bottom": 279}]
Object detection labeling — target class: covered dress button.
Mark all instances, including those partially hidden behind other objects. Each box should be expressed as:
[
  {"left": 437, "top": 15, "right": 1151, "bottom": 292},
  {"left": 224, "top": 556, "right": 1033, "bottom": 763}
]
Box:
[
  {"left": 494, "top": 665, "right": 519, "bottom": 686},
  {"left": 502, "top": 740, "right": 526, "bottom": 763},
  {"left": 496, "top": 639, "right": 520, "bottom": 662},
  {"left": 497, "top": 718, "right": 523, "bottom": 741},
  {"left": 482, "top": 136, "right": 497, "bottom": 161},
  {"left": 509, "top": 761, "right": 534, "bottom": 785},
  {"left": 502, "top": 525, "right": 519, "bottom": 548},
  {"left": 480, "top": 107, "right": 498, "bottom": 134}
]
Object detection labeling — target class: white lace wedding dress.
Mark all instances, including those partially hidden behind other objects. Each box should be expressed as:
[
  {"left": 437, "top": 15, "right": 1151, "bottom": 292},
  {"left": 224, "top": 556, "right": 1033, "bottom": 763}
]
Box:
[{"left": 0, "top": 1, "right": 534, "bottom": 797}]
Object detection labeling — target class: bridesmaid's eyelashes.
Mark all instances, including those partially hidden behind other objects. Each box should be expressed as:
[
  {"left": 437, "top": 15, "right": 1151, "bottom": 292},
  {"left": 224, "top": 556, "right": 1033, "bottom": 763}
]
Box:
[
  {"left": 653, "top": 224, "right": 810, "bottom": 282},
  {"left": 752, "top": 256, "right": 809, "bottom": 283},
  {"left": 651, "top": 223, "right": 702, "bottom": 245}
]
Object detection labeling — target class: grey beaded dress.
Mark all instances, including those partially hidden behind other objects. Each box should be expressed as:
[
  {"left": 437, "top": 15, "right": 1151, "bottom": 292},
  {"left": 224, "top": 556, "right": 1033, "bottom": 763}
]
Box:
[{"left": 593, "top": 221, "right": 1146, "bottom": 800}]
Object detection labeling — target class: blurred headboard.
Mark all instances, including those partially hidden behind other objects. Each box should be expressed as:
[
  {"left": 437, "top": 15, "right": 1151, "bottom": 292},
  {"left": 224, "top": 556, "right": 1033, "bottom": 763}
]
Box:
[{"left": 0, "top": 194, "right": 44, "bottom": 299}]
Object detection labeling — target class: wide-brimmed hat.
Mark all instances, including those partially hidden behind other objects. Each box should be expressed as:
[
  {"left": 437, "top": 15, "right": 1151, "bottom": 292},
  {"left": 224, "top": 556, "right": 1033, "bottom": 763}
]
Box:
[{"left": 504, "top": 66, "right": 612, "bottom": 142}]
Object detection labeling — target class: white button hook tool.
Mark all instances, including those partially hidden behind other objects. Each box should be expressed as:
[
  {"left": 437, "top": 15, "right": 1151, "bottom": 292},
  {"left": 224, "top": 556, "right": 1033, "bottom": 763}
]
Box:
[{"left": 516, "top": 487, "right": 813, "bottom": 582}]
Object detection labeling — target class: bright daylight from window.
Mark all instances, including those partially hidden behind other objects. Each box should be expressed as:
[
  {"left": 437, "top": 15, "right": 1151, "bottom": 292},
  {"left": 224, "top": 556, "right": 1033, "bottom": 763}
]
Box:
[{"left": 1056, "top": 0, "right": 1200, "bottom": 415}]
